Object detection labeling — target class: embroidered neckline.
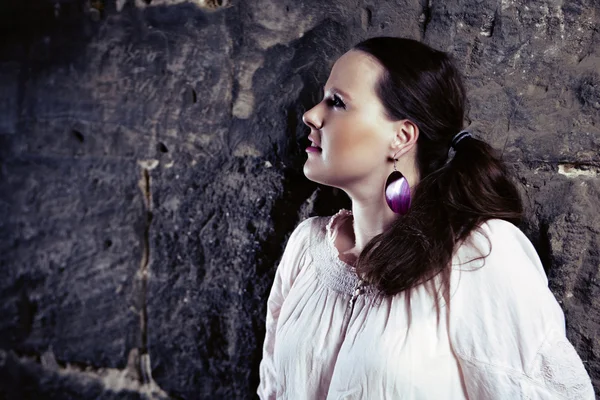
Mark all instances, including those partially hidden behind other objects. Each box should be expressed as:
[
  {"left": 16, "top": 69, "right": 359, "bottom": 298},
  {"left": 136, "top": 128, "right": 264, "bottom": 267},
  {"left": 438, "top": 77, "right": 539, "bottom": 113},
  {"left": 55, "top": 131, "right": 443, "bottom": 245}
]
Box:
[
  {"left": 314, "top": 209, "right": 377, "bottom": 297},
  {"left": 325, "top": 208, "right": 355, "bottom": 269}
]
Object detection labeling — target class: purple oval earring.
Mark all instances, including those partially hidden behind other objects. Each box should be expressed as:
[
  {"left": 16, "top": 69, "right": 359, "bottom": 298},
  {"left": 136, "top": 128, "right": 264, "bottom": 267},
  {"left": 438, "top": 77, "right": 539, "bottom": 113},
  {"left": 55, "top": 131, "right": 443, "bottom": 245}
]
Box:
[{"left": 385, "top": 159, "right": 411, "bottom": 215}]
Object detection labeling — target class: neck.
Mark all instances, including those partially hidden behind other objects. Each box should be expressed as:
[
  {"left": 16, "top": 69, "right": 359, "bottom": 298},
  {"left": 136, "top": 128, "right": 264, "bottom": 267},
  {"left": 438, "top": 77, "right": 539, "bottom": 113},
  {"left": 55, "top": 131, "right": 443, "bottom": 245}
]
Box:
[
  {"left": 349, "top": 196, "right": 397, "bottom": 253},
  {"left": 338, "top": 155, "right": 419, "bottom": 256}
]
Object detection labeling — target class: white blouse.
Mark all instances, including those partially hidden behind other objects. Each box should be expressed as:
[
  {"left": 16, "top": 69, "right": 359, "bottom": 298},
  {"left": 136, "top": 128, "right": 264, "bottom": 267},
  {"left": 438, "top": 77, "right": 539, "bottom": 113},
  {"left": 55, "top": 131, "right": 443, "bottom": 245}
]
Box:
[{"left": 257, "top": 210, "right": 595, "bottom": 399}]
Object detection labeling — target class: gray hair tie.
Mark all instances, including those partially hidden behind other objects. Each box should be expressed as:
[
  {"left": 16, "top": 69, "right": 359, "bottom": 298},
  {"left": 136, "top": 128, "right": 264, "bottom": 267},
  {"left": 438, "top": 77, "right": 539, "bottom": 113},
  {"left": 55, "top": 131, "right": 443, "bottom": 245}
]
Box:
[{"left": 451, "top": 130, "right": 472, "bottom": 150}]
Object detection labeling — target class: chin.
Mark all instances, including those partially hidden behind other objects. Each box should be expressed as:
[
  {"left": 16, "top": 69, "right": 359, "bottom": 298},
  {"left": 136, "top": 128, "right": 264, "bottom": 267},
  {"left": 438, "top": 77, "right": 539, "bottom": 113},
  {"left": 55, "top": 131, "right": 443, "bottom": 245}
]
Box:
[
  {"left": 303, "top": 164, "right": 327, "bottom": 185},
  {"left": 303, "top": 165, "right": 318, "bottom": 183},
  {"left": 304, "top": 170, "right": 344, "bottom": 190}
]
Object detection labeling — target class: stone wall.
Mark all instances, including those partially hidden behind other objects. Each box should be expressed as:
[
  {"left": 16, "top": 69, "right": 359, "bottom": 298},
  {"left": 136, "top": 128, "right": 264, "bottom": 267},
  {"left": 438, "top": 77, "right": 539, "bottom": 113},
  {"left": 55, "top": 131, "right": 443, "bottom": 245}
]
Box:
[{"left": 0, "top": 0, "right": 598, "bottom": 398}]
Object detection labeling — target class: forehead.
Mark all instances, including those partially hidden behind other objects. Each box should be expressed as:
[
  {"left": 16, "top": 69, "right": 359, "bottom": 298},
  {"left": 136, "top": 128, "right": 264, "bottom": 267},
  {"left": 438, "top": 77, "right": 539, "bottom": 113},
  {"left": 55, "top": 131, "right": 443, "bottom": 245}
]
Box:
[{"left": 325, "top": 50, "right": 383, "bottom": 99}]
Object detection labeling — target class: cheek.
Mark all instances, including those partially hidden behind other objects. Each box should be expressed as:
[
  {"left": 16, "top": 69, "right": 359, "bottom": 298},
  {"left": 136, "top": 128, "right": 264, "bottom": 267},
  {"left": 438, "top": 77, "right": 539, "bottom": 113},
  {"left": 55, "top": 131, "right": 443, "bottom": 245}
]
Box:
[{"left": 324, "top": 118, "right": 385, "bottom": 165}]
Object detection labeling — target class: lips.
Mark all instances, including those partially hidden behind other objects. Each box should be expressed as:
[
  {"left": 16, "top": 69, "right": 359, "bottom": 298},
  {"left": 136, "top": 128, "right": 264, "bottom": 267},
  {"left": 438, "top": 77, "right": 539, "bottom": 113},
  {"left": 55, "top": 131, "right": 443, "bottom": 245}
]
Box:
[{"left": 307, "top": 133, "right": 322, "bottom": 150}]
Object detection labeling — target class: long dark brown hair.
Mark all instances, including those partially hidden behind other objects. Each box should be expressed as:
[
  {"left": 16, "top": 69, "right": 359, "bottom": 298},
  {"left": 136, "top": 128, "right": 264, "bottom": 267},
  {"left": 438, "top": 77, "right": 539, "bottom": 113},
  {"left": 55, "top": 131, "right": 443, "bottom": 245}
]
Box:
[{"left": 353, "top": 37, "right": 523, "bottom": 299}]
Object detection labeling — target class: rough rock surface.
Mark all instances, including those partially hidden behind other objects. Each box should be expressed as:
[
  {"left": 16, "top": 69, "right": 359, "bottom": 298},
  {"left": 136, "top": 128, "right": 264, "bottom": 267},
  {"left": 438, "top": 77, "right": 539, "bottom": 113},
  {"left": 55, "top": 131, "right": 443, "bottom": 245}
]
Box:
[{"left": 0, "top": 0, "right": 598, "bottom": 398}]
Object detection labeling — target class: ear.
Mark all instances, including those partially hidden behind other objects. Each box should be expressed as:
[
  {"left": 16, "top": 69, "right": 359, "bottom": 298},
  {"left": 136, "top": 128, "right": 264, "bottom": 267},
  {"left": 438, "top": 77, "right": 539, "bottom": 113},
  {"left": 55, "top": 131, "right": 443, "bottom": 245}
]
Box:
[{"left": 390, "top": 119, "right": 419, "bottom": 159}]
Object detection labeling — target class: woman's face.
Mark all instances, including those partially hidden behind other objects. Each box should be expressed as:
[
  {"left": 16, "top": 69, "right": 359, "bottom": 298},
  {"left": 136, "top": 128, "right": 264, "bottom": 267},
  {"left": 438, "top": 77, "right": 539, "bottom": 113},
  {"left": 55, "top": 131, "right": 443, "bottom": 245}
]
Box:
[{"left": 302, "top": 50, "right": 398, "bottom": 190}]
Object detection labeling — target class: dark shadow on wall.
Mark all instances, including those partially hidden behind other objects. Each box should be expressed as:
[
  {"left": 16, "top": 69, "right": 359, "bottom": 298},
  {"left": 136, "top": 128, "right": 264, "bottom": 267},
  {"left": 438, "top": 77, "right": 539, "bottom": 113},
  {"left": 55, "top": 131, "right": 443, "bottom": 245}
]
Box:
[
  {"left": 227, "top": 18, "right": 354, "bottom": 396},
  {"left": 0, "top": 1, "right": 355, "bottom": 399},
  {"left": 0, "top": 0, "right": 102, "bottom": 64}
]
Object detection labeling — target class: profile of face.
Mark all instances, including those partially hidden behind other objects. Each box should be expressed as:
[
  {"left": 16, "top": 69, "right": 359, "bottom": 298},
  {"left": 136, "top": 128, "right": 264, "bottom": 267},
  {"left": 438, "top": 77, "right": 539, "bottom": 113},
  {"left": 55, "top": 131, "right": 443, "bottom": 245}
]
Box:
[{"left": 302, "top": 50, "right": 407, "bottom": 191}]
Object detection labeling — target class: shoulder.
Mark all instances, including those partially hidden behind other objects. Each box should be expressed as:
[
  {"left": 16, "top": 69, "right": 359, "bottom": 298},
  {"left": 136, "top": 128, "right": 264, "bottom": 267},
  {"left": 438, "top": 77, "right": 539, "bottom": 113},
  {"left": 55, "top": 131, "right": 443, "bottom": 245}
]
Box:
[
  {"left": 451, "top": 218, "right": 552, "bottom": 310},
  {"left": 449, "top": 218, "right": 567, "bottom": 372},
  {"left": 287, "top": 210, "right": 349, "bottom": 246},
  {"left": 274, "top": 215, "right": 330, "bottom": 287},
  {"left": 449, "top": 222, "right": 594, "bottom": 398},
  {"left": 286, "top": 215, "right": 328, "bottom": 245},
  {"left": 480, "top": 218, "right": 540, "bottom": 260},
  {"left": 279, "top": 215, "right": 329, "bottom": 266},
  {"left": 453, "top": 218, "right": 547, "bottom": 287}
]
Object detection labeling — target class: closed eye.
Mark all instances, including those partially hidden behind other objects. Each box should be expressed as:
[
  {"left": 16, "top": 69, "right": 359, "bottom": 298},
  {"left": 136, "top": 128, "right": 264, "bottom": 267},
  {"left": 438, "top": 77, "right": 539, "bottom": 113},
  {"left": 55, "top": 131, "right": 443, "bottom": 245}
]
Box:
[{"left": 325, "top": 94, "right": 346, "bottom": 109}]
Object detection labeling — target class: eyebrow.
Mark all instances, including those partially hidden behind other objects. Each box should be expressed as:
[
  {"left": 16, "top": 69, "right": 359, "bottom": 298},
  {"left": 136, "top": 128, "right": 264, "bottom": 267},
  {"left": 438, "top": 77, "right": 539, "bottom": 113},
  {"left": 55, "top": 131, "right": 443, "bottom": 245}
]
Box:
[{"left": 324, "top": 86, "right": 352, "bottom": 101}]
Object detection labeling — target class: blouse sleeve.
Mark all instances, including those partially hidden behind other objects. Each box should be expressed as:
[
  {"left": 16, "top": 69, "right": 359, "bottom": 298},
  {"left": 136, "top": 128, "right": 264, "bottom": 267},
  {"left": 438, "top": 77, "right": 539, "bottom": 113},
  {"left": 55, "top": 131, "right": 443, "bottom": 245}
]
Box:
[
  {"left": 257, "top": 217, "right": 314, "bottom": 400},
  {"left": 449, "top": 219, "right": 595, "bottom": 399}
]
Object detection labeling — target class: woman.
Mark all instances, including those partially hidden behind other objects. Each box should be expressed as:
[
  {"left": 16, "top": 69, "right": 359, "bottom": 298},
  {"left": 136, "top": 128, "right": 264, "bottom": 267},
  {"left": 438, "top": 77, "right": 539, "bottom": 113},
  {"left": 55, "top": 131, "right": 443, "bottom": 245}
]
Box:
[{"left": 257, "top": 37, "right": 594, "bottom": 399}]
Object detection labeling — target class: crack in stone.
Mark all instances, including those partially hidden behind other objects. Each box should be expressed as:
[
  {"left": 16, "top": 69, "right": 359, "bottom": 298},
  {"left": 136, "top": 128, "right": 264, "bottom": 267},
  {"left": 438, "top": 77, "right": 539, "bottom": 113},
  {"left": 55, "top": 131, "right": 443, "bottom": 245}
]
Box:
[
  {"left": 420, "top": 0, "right": 432, "bottom": 38},
  {"left": 135, "top": 159, "right": 170, "bottom": 399},
  {"left": 138, "top": 166, "right": 152, "bottom": 356},
  {"left": 361, "top": 7, "right": 372, "bottom": 31},
  {"left": 480, "top": 10, "right": 497, "bottom": 37}
]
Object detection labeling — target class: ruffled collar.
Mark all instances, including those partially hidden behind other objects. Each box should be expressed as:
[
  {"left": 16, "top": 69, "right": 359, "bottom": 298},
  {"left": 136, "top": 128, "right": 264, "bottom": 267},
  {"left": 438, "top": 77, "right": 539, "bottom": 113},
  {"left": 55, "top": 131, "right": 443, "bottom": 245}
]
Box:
[
  {"left": 314, "top": 209, "right": 377, "bottom": 296},
  {"left": 325, "top": 209, "right": 355, "bottom": 269}
]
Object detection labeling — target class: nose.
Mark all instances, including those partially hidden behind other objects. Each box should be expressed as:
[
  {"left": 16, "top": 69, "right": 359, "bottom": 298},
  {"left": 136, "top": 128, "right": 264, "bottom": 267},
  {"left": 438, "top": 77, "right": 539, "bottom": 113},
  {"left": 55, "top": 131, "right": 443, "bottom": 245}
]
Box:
[{"left": 302, "top": 104, "right": 323, "bottom": 130}]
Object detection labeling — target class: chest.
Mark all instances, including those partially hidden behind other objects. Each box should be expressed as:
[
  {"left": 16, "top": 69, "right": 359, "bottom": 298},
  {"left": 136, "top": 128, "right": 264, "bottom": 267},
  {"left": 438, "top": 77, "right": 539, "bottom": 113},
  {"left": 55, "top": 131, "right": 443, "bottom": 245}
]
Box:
[{"left": 274, "top": 284, "right": 461, "bottom": 398}]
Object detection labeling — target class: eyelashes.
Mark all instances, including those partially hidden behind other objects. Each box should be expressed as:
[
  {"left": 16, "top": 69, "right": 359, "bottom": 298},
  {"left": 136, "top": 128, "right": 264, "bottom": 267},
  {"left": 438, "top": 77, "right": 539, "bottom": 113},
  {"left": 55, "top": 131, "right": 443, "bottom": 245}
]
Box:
[{"left": 325, "top": 94, "right": 346, "bottom": 109}]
